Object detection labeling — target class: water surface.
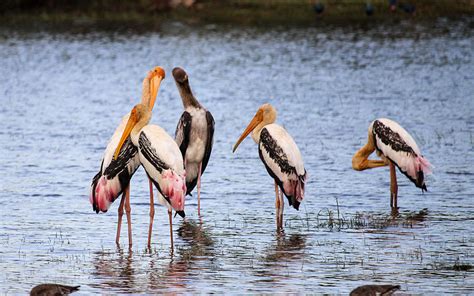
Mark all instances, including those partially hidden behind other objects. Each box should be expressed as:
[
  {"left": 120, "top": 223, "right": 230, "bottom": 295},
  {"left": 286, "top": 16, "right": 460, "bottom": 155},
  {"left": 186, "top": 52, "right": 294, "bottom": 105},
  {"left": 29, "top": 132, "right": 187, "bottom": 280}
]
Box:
[{"left": 0, "top": 19, "right": 473, "bottom": 294}]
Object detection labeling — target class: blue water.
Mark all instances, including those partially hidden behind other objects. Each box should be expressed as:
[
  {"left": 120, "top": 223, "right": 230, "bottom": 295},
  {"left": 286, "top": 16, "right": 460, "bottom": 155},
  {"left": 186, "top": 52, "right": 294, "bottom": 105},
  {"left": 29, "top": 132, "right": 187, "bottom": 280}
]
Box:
[{"left": 0, "top": 19, "right": 473, "bottom": 294}]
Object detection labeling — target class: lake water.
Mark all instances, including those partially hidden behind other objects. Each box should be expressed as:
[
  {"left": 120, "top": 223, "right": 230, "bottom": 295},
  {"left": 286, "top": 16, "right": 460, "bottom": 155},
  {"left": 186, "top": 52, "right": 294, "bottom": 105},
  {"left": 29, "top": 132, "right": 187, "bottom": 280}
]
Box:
[{"left": 0, "top": 18, "right": 473, "bottom": 294}]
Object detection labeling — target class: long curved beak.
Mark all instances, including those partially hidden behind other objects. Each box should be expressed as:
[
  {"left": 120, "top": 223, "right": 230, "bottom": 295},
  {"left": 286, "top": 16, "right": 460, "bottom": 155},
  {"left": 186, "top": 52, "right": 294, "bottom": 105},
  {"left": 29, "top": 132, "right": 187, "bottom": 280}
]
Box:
[
  {"left": 114, "top": 111, "right": 139, "bottom": 160},
  {"left": 232, "top": 111, "right": 262, "bottom": 153},
  {"left": 149, "top": 68, "right": 165, "bottom": 110}
]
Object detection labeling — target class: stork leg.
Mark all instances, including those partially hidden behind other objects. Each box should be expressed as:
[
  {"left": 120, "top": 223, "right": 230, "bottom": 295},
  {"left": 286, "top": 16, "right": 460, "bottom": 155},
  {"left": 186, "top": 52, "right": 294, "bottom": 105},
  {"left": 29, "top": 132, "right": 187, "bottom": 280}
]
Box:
[
  {"left": 197, "top": 162, "right": 202, "bottom": 216},
  {"left": 124, "top": 185, "right": 132, "bottom": 247},
  {"left": 389, "top": 161, "right": 398, "bottom": 208},
  {"left": 115, "top": 188, "right": 126, "bottom": 245},
  {"left": 147, "top": 178, "right": 155, "bottom": 248},
  {"left": 168, "top": 209, "right": 174, "bottom": 251},
  {"left": 279, "top": 188, "right": 285, "bottom": 230},
  {"left": 274, "top": 180, "right": 281, "bottom": 230}
]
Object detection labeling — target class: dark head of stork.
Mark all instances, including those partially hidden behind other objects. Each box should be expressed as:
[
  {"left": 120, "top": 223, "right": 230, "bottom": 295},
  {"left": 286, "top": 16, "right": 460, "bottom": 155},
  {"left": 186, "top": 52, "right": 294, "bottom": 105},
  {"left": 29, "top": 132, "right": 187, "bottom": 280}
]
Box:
[
  {"left": 114, "top": 104, "right": 152, "bottom": 160},
  {"left": 172, "top": 67, "right": 188, "bottom": 84},
  {"left": 172, "top": 67, "right": 201, "bottom": 108},
  {"left": 232, "top": 103, "right": 277, "bottom": 153},
  {"left": 142, "top": 66, "right": 165, "bottom": 111}
]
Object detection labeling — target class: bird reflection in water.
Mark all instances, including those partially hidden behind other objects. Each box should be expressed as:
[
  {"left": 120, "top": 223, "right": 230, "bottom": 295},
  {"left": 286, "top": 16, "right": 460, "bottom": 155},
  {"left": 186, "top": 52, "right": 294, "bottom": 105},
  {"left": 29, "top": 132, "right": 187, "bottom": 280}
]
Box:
[
  {"left": 146, "top": 219, "right": 215, "bottom": 291},
  {"left": 354, "top": 208, "right": 429, "bottom": 232},
  {"left": 264, "top": 233, "right": 307, "bottom": 263},
  {"left": 91, "top": 246, "right": 137, "bottom": 292},
  {"left": 91, "top": 220, "right": 215, "bottom": 293},
  {"left": 252, "top": 233, "right": 307, "bottom": 283},
  {"left": 389, "top": 207, "right": 429, "bottom": 228}
]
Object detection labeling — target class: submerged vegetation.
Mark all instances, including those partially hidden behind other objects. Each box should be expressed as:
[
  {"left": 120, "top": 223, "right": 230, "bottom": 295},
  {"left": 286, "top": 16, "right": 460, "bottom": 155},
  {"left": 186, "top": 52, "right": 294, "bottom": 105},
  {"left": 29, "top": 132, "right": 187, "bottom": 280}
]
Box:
[
  {"left": 1, "top": 0, "right": 473, "bottom": 27},
  {"left": 429, "top": 258, "right": 474, "bottom": 272},
  {"left": 294, "top": 198, "right": 430, "bottom": 231}
]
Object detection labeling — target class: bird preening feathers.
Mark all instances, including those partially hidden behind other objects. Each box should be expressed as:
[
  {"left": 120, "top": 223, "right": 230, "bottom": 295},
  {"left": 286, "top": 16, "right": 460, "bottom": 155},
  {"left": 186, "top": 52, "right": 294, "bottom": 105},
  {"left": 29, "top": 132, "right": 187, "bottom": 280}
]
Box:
[{"left": 352, "top": 118, "right": 432, "bottom": 208}]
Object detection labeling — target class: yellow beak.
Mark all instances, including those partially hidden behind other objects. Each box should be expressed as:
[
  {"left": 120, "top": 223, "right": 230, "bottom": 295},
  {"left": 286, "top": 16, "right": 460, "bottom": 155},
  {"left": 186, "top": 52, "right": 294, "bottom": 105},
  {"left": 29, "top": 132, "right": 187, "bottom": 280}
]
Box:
[
  {"left": 232, "top": 110, "right": 263, "bottom": 153},
  {"left": 148, "top": 67, "right": 165, "bottom": 110},
  {"left": 113, "top": 109, "right": 139, "bottom": 160}
]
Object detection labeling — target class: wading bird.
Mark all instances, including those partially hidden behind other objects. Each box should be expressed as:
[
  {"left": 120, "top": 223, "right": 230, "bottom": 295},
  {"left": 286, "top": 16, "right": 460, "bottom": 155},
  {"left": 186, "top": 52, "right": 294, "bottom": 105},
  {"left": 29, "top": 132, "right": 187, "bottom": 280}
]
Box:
[
  {"left": 232, "top": 103, "right": 307, "bottom": 230},
  {"left": 350, "top": 284, "right": 400, "bottom": 296},
  {"left": 352, "top": 118, "right": 432, "bottom": 208},
  {"left": 90, "top": 67, "right": 164, "bottom": 247},
  {"left": 30, "top": 284, "right": 80, "bottom": 296},
  {"left": 173, "top": 67, "right": 215, "bottom": 216},
  {"left": 114, "top": 103, "right": 186, "bottom": 249}
]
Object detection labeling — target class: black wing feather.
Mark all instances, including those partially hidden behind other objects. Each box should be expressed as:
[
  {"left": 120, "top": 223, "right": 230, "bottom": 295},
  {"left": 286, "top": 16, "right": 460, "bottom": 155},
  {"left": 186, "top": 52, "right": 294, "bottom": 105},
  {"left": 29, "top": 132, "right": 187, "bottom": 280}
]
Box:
[
  {"left": 91, "top": 139, "right": 139, "bottom": 213},
  {"left": 139, "top": 132, "right": 169, "bottom": 173},
  {"left": 259, "top": 128, "right": 300, "bottom": 210},
  {"left": 372, "top": 120, "right": 426, "bottom": 190},
  {"left": 201, "top": 111, "right": 215, "bottom": 175},
  {"left": 103, "top": 138, "right": 138, "bottom": 180},
  {"left": 178, "top": 110, "right": 215, "bottom": 196},
  {"left": 175, "top": 111, "right": 192, "bottom": 159}
]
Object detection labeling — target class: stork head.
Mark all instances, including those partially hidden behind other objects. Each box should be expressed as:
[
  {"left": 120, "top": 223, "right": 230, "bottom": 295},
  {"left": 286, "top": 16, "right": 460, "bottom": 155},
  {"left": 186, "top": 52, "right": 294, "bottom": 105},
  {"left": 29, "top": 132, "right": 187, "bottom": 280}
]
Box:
[
  {"left": 232, "top": 103, "right": 277, "bottom": 153},
  {"left": 172, "top": 67, "right": 188, "bottom": 84},
  {"left": 142, "top": 66, "right": 165, "bottom": 110},
  {"left": 113, "top": 104, "right": 151, "bottom": 160}
]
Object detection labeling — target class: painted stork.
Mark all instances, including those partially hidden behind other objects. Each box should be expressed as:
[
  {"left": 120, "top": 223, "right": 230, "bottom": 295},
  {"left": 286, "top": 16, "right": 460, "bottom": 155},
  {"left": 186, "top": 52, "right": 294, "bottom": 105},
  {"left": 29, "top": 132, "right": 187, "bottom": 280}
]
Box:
[
  {"left": 232, "top": 103, "right": 307, "bottom": 230},
  {"left": 173, "top": 67, "right": 215, "bottom": 216},
  {"left": 114, "top": 103, "right": 186, "bottom": 249},
  {"left": 352, "top": 118, "right": 433, "bottom": 208},
  {"left": 90, "top": 66, "right": 165, "bottom": 247}
]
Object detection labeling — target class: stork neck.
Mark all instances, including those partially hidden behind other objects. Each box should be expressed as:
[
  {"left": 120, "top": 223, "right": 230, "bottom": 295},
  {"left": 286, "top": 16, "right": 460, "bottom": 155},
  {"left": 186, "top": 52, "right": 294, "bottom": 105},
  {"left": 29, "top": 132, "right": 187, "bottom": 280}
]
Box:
[
  {"left": 251, "top": 121, "right": 269, "bottom": 143},
  {"left": 130, "top": 111, "right": 151, "bottom": 146},
  {"left": 354, "top": 141, "right": 374, "bottom": 160},
  {"left": 177, "top": 81, "right": 201, "bottom": 109},
  {"left": 141, "top": 77, "right": 152, "bottom": 107},
  {"left": 352, "top": 131, "right": 376, "bottom": 168}
]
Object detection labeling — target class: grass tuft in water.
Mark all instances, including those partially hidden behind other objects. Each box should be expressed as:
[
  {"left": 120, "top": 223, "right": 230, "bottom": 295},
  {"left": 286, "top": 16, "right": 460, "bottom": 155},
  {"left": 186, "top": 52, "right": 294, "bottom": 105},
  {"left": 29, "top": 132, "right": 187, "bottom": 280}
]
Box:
[
  {"left": 430, "top": 257, "right": 473, "bottom": 272},
  {"left": 452, "top": 258, "right": 473, "bottom": 271},
  {"left": 313, "top": 201, "right": 429, "bottom": 231}
]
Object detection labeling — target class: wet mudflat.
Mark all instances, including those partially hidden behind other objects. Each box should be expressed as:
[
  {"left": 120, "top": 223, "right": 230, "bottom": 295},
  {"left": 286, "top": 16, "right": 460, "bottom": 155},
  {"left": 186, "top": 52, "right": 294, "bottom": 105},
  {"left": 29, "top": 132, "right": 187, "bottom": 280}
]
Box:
[{"left": 0, "top": 19, "right": 473, "bottom": 294}]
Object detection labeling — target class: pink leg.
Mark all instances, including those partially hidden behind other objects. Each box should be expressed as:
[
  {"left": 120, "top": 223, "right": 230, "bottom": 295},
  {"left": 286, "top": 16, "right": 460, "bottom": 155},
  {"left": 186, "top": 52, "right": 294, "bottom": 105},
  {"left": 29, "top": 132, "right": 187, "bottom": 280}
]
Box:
[
  {"left": 197, "top": 162, "right": 202, "bottom": 216},
  {"left": 115, "top": 189, "right": 126, "bottom": 245},
  {"left": 147, "top": 178, "right": 155, "bottom": 248},
  {"left": 124, "top": 185, "right": 132, "bottom": 248},
  {"left": 389, "top": 161, "right": 398, "bottom": 208},
  {"left": 168, "top": 209, "right": 174, "bottom": 250},
  {"left": 274, "top": 180, "right": 280, "bottom": 230},
  {"left": 279, "top": 188, "right": 285, "bottom": 230}
]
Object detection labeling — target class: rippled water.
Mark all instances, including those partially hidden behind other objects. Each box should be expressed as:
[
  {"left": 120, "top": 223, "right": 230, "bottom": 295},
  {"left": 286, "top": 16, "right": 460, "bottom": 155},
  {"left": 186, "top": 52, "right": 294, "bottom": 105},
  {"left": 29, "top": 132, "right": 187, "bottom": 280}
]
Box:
[{"left": 1, "top": 19, "right": 473, "bottom": 294}]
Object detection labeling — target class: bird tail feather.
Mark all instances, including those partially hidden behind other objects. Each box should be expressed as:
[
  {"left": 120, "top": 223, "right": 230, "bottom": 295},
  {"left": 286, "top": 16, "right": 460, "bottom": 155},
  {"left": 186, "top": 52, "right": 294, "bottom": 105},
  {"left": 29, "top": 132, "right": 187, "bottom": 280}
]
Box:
[
  {"left": 90, "top": 174, "right": 121, "bottom": 213},
  {"left": 161, "top": 170, "right": 186, "bottom": 213}
]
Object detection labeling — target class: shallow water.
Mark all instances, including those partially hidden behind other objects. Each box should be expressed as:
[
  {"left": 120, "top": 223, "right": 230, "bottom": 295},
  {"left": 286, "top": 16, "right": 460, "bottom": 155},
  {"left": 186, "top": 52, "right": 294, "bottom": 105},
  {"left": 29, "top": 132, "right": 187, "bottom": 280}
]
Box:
[{"left": 0, "top": 19, "right": 473, "bottom": 294}]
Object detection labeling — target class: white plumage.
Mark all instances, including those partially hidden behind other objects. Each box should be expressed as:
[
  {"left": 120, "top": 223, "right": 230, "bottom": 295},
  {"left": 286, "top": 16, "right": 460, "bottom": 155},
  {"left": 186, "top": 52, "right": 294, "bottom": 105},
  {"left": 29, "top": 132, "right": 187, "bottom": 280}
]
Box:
[
  {"left": 371, "top": 118, "right": 432, "bottom": 189},
  {"left": 259, "top": 123, "right": 306, "bottom": 176},
  {"left": 233, "top": 103, "right": 307, "bottom": 230},
  {"left": 352, "top": 117, "right": 433, "bottom": 208},
  {"left": 137, "top": 125, "right": 186, "bottom": 200},
  {"left": 113, "top": 103, "right": 186, "bottom": 248},
  {"left": 91, "top": 113, "right": 142, "bottom": 212},
  {"left": 90, "top": 66, "right": 165, "bottom": 247}
]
